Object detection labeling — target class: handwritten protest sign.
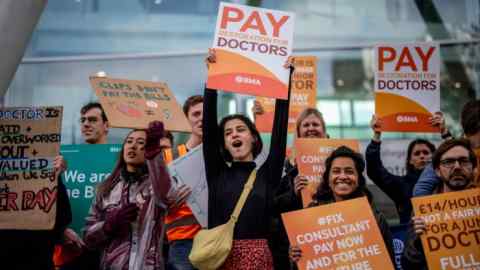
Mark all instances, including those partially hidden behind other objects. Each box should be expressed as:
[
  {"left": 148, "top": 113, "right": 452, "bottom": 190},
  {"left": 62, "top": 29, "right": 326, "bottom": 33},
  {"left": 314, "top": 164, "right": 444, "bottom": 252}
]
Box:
[
  {"left": 0, "top": 106, "right": 62, "bottom": 230},
  {"left": 412, "top": 188, "right": 480, "bottom": 270},
  {"left": 282, "top": 197, "right": 394, "bottom": 270},
  {"left": 207, "top": 2, "right": 295, "bottom": 99},
  {"left": 295, "top": 138, "right": 359, "bottom": 207},
  {"left": 374, "top": 42, "right": 440, "bottom": 132},
  {"left": 90, "top": 77, "right": 191, "bottom": 132},
  {"left": 256, "top": 56, "right": 317, "bottom": 133}
]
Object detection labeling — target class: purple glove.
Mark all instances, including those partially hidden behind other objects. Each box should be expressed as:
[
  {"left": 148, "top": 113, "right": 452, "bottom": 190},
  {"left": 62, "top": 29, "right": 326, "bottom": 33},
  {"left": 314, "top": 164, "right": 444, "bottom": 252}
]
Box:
[
  {"left": 104, "top": 203, "right": 139, "bottom": 236},
  {"left": 145, "top": 121, "right": 165, "bottom": 160}
]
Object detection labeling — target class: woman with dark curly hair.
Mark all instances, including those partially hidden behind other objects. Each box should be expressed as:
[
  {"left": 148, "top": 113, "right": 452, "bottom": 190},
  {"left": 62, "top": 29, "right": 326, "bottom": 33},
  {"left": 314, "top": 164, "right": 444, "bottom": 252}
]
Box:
[{"left": 289, "top": 146, "right": 394, "bottom": 266}]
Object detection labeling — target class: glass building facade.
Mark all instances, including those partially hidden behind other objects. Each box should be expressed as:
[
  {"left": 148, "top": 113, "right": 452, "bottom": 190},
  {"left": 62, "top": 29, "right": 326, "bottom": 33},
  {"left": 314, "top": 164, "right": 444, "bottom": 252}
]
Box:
[{"left": 3, "top": 0, "right": 480, "bottom": 222}]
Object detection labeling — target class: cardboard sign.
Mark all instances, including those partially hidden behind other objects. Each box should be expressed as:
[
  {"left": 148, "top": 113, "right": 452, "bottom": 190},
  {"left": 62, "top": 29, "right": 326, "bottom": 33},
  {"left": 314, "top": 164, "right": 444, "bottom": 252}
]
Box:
[
  {"left": 256, "top": 56, "right": 317, "bottom": 133},
  {"left": 207, "top": 2, "right": 295, "bottom": 99},
  {"left": 0, "top": 106, "right": 63, "bottom": 230},
  {"left": 374, "top": 43, "right": 440, "bottom": 132},
  {"left": 282, "top": 197, "right": 395, "bottom": 270},
  {"left": 295, "top": 138, "right": 360, "bottom": 207},
  {"left": 90, "top": 77, "right": 191, "bottom": 132},
  {"left": 411, "top": 188, "right": 480, "bottom": 270},
  {"left": 61, "top": 144, "right": 119, "bottom": 233}
]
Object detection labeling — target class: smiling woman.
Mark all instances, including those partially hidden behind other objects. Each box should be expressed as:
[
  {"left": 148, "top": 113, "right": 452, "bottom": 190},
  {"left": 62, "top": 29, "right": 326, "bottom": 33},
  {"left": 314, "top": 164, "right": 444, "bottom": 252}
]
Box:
[{"left": 289, "top": 146, "right": 395, "bottom": 265}]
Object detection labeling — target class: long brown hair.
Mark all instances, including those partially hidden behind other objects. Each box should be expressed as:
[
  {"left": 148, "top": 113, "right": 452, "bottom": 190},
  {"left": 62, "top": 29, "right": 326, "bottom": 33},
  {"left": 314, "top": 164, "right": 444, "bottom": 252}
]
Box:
[{"left": 96, "top": 129, "right": 145, "bottom": 199}]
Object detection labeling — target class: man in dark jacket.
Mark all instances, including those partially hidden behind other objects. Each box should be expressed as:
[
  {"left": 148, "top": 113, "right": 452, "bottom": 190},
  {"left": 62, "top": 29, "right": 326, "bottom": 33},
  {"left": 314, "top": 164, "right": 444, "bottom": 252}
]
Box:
[{"left": 402, "top": 139, "right": 478, "bottom": 269}]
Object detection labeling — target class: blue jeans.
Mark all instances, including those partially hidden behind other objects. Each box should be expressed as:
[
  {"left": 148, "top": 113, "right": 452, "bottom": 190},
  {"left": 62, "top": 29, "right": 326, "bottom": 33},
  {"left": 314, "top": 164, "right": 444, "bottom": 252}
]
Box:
[{"left": 167, "top": 239, "right": 196, "bottom": 270}]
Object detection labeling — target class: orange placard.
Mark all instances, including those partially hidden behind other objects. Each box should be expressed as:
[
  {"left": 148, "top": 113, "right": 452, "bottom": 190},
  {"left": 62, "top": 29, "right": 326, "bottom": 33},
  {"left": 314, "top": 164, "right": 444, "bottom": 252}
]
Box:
[
  {"left": 411, "top": 188, "right": 480, "bottom": 270},
  {"left": 295, "top": 139, "right": 359, "bottom": 207},
  {"left": 90, "top": 77, "right": 191, "bottom": 132},
  {"left": 282, "top": 197, "right": 395, "bottom": 270},
  {"left": 207, "top": 2, "right": 295, "bottom": 99},
  {"left": 256, "top": 56, "right": 317, "bottom": 133},
  {"left": 0, "top": 106, "right": 62, "bottom": 230},
  {"left": 374, "top": 43, "right": 440, "bottom": 133}
]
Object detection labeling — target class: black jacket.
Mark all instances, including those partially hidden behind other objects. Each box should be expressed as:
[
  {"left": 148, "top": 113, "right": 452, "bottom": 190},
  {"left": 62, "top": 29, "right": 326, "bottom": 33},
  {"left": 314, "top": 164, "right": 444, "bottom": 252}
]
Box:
[
  {"left": 365, "top": 140, "right": 422, "bottom": 224},
  {"left": 202, "top": 87, "right": 289, "bottom": 239},
  {"left": 0, "top": 176, "right": 72, "bottom": 270},
  {"left": 270, "top": 160, "right": 303, "bottom": 270}
]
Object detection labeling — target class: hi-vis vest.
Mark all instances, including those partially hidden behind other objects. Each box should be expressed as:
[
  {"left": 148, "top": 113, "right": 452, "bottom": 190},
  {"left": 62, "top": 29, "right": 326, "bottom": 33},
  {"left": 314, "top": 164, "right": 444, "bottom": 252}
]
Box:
[{"left": 163, "top": 144, "right": 202, "bottom": 242}]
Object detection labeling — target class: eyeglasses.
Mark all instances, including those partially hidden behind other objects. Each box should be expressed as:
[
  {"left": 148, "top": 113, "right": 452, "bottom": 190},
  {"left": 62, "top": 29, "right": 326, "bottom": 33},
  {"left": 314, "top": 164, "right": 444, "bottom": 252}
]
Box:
[
  {"left": 439, "top": 157, "right": 472, "bottom": 169},
  {"left": 80, "top": 116, "right": 99, "bottom": 124}
]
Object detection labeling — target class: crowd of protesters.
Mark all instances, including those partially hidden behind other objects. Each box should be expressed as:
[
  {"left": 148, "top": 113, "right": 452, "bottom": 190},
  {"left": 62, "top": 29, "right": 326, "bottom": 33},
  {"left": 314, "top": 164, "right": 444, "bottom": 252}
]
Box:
[{"left": 3, "top": 50, "right": 479, "bottom": 270}]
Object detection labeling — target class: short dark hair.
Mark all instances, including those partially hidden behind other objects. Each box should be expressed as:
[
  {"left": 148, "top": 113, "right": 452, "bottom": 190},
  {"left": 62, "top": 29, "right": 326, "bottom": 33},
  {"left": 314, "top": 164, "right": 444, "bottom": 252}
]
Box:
[
  {"left": 313, "top": 146, "right": 371, "bottom": 203},
  {"left": 183, "top": 95, "right": 204, "bottom": 116},
  {"left": 432, "top": 138, "right": 477, "bottom": 170},
  {"left": 218, "top": 114, "right": 262, "bottom": 162},
  {"left": 460, "top": 100, "right": 480, "bottom": 136},
  {"left": 81, "top": 102, "right": 108, "bottom": 122},
  {"left": 406, "top": 139, "right": 436, "bottom": 173}
]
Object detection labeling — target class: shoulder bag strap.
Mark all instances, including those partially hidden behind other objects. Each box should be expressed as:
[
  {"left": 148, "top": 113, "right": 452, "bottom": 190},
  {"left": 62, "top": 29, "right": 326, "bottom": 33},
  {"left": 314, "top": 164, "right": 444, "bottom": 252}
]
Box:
[{"left": 230, "top": 169, "right": 257, "bottom": 222}]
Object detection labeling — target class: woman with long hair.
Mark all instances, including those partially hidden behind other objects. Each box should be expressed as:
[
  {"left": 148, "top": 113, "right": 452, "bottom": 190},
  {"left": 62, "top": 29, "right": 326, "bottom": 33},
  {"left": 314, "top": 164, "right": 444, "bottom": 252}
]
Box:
[
  {"left": 83, "top": 121, "right": 171, "bottom": 270},
  {"left": 202, "top": 51, "right": 292, "bottom": 269},
  {"left": 289, "top": 146, "right": 394, "bottom": 265},
  {"left": 365, "top": 115, "right": 443, "bottom": 224}
]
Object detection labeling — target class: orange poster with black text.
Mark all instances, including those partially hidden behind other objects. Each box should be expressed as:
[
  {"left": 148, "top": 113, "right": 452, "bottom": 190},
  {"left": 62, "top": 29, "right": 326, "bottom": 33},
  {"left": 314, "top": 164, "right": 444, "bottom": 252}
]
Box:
[
  {"left": 90, "top": 77, "right": 191, "bottom": 132},
  {"left": 295, "top": 139, "right": 359, "bottom": 207},
  {"left": 411, "top": 188, "right": 480, "bottom": 270},
  {"left": 374, "top": 43, "right": 440, "bottom": 132},
  {"left": 256, "top": 56, "right": 317, "bottom": 133},
  {"left": 282, "top": 197, "right": 395, "bottom": 270},
  {"left": 207, "top": 2, "right": 295, "bottom": 99}
]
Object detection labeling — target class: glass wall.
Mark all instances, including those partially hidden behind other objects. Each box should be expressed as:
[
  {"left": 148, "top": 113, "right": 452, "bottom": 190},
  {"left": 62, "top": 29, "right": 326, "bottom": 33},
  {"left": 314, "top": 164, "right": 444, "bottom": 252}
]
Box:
[{"left": 4, "top": 0, "right": 479, "bottom": 221}]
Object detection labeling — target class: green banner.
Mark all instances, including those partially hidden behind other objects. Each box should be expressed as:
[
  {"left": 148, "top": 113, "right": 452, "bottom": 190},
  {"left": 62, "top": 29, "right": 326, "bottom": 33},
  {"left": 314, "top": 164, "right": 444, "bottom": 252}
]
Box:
[{"left": 60, "top": 144, "right": 120, "bottom": 233}]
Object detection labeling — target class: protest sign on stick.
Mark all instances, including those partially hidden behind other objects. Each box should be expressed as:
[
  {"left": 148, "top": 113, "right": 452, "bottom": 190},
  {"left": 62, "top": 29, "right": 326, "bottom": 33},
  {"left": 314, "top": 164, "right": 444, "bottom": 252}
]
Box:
[
  {"left": 256, "top": 56, "right": 317, "bottom": 133},
  {"left": 295, "top": 139, "right": 359, "bottom": 207},
  {"left": 282, "top": 197, "right": 395, "bottom": 270},
  {"left": 90, "top": 77, "right": 191, "bottom": 132},
  {"left": 0, "top": 106, "right": 62, "bottom": 230},
  {"left": 374, "top": 43, "right": 440, "bottom": 132},
  {"left": 411, "top": 188, "right": 480, "bottom": 270},
  {"left": 207, "top": 2, "right": 295, "bottom": 99}
]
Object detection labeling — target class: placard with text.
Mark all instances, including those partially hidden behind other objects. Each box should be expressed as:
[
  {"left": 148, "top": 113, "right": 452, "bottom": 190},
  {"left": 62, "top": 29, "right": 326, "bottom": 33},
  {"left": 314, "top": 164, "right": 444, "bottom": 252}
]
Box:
[
  {"left": 61, "top": 144, "right": 119, "bottom": 233},
  {"left": 0, "top": 106, "right": 63, "bottom": 230},
  {"left": 295, "top": 138, "right": 359, "bottom": 207},
  {"left": 282, "top": 197, "right": 395, "bottom": 270},
  {"left": 411, "top": 188, "right": 480, "bottom": 270},
  {"left": 374, "top": 43, "right": 440, "bottom": 132},
  {"left": 90, "top": 77, "right": 191, "bottom": 132},
  {"left": 207, "top": 2, "right": 295, "bottom": 99},
  {"left": 256, "top": 56, "right": 317, "bottom": 133}
]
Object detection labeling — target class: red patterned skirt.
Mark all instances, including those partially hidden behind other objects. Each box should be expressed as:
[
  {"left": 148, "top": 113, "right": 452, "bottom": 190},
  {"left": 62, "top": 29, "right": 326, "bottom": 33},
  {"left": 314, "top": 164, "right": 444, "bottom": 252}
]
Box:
[{"left": 220, "top": 239, "right": 274, "bottom": 270}]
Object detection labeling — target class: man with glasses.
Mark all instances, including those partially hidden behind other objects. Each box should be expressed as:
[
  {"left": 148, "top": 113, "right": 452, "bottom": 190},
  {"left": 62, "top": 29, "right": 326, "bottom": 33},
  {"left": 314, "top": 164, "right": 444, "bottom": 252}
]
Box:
[
  {"left": 414, "top": 99, "right": 480, "bottom": 196},
  {"left": 80, "top": 102, "right": 109, "bottom": 144},
  {"left": 402, "top": 138, "right": 478, "bottom": 269}
]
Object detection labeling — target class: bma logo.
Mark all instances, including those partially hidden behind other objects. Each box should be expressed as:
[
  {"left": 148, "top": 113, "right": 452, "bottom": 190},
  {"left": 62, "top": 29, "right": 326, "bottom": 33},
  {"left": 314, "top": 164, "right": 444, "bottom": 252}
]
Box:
[{"left": 393, "top": 238, "right": 405, "bottom": 254}]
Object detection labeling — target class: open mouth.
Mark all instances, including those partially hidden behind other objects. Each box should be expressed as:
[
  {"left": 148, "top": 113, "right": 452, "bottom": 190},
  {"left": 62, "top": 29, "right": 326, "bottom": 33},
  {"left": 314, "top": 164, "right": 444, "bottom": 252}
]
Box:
[
  {"left": 127, "top": 151, "right": 137, "bottom": 158},
  {"left": 232, "top": 140, "right": 243, "bottom": 148}
]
